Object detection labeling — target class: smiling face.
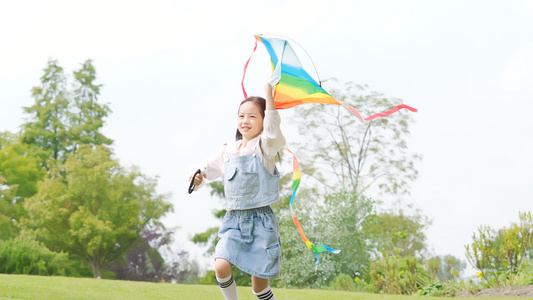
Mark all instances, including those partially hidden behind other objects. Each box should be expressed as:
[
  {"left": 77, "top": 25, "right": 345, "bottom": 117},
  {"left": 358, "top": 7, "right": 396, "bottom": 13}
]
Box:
[{"left": 237, "top": 101, "right": 264, "bottom": 144}]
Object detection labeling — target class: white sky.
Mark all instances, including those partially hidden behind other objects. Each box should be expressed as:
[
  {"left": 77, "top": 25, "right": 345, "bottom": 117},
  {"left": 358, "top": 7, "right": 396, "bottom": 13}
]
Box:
[{"left": 1, "top": 0, "right": 533, "bottom": 276}]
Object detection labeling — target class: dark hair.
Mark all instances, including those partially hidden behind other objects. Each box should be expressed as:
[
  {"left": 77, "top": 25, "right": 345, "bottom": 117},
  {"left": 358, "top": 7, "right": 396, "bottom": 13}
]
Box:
[{"left": 235, "top": 96, "right": 266, "bottom": 141}]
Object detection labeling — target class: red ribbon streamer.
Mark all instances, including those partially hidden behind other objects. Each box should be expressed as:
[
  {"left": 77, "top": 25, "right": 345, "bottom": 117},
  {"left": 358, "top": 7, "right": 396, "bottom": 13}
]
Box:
[
  {"left": 241, "top": 37, "right": 259, "bottom": 99},
  {"left": 364, "top": 104, "right": 418, "bottom": 121}
]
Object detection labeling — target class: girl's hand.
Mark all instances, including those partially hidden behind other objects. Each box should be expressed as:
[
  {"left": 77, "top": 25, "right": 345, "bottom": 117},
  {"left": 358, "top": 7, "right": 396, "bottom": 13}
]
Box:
[
  {"left": 265, "top": 76, "right": 275, "bottom": 111},
  {"left": 193, "top": 172, "right": 205, "bottom": 186},
  {"left": 265, "top": 79, "right": 273, "bottom": 95}
]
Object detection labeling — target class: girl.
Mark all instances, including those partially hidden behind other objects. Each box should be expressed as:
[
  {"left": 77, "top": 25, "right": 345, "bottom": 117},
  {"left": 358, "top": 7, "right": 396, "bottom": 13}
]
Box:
[{"left": 190, "top": 79, "right": 285, "bottom": 300}]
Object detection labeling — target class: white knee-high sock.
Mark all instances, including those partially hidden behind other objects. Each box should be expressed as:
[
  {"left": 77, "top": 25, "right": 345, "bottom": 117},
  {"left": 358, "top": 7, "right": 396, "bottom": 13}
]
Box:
[
  {"left": 217, "top": 274, "right": 238, "bottom": 300},
  {"left": 253, "top": 285, "right": 276, "bottom": 300}
]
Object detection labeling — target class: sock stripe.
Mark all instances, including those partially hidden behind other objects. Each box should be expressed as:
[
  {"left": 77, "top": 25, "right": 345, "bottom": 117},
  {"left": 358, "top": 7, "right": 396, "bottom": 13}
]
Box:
[
  {"left": 218, "top": 275, "right": 234, "bottom": 289},
  {"left": 257, "top": 289, "right": 273, "bottom": 300}
]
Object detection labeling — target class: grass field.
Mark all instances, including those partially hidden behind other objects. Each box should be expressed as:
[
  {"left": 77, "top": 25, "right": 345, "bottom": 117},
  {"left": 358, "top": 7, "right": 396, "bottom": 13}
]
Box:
[{"left": 0, "top": 274, "right": 513, "bottom": 300}]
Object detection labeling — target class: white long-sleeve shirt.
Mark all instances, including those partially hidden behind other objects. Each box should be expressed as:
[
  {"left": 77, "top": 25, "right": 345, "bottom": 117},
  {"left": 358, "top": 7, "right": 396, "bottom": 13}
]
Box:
[{"left": 196, "top": 110, "right": 286, "bottom": 186}]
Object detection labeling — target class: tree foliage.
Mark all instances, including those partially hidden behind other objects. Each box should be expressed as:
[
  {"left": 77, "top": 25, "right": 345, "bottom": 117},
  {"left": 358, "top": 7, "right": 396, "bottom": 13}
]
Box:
[
  {"left": 107, "top": 226, "right": 198, "bottom": 283},
  {"left": 21, "top": 145, "right": 172, "bottom": 278},
  {"left": 0, "top": 236, "right": 70, "bottom": 276},
  {"left": 21, "top": 59, "right": 112, "bottom": 165},
  {"left": 291, "top": 81, "right": 420, "bottom": 196},
  {"left": 363, "top": 203, "right": 431, "bottom": 258},
  {"left": 270, "top": 81, "right": 422, "bottom": 288},
  {"left": 465, "top": 211, "right": 533, "bottom": 287},
  {"left": 0, "top": 133, "right": 45, "bottom": 240}
]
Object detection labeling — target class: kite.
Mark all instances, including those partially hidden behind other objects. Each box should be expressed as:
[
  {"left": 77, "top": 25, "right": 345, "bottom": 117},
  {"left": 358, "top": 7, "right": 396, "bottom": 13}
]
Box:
[
  {"left": 241, "top": 34, "right": 418, "bottom": 265},
  {"left": 242, "top": 34, "right": 417, "bottom": 122}
]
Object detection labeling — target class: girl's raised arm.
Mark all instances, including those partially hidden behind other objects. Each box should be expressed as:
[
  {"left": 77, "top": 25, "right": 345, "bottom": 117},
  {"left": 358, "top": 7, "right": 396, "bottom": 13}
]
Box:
[{"left": 265, "top": 80, "right": 275, "bottom": 111}]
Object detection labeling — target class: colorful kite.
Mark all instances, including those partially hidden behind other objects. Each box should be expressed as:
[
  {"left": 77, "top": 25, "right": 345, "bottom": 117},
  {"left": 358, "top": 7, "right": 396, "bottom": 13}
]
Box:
[
  {"left": 242, "top": 34, "right": 417, "bottom": 122},
  {"left": 242, "top": 34, "right": 417, "bottom": 265}
]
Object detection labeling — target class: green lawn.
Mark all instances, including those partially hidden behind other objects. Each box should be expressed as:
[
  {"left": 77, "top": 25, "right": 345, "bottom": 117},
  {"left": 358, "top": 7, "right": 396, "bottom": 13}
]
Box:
[{"left": 0, "top": 274, "right": 509, "bottom": 300}]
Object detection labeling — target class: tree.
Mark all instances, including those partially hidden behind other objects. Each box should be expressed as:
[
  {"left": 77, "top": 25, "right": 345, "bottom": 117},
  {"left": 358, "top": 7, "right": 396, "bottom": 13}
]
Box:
[
  {"left": 273, "top": 81, "right": 421, "bottom": 287},
  {"left": 273, "top": 189, "right": 373, "bottom": 288},
  {"left": 22, "top": 59, "right": 112, "bottom": 166},
  {"left": 21, "top": 145, "right": 172, "bottom": 278},
  {"left": 291, "top": 80, "right": 420, "bottom": 196},
  {"left": 69, "top": 60, "right": 112, "bottom": 151},
  {"left": 0, "top": 132, "right": 45, "bottom": 240},
  {"left": 363, "top": 203, "right": 431, "bottom": 258},
  {"left": 107, "top": 226, "right": 198, "bottom": 283}
]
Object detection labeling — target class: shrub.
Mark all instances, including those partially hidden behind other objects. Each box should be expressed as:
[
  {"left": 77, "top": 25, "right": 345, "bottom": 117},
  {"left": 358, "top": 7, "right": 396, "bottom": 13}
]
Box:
[
  {"left": 369, "top": 255, "right": 428, "bottom": 294},
  {"left": 330, "top": 273, "right": 357, "bottom": 291},
  {"left": 0, "top": 236, "right": 69, "bottom": 276},
  {"left": 465, "top": 211, "right": 533, "bottom": 287},
  {"left": 419, "top": 282, "right": 459, "bottom": 297}
]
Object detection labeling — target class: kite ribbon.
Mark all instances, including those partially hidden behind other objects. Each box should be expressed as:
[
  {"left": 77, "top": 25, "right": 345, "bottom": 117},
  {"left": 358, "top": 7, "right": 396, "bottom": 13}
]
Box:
[
  {"left": 241, "top": 37, "right": 259, "bottom": 99},
  {"left": 285, "top": 147, "right": 341, "bottom": 265},
  {"left": 365, "top": 104, "right": 418, "bottom": 121}
]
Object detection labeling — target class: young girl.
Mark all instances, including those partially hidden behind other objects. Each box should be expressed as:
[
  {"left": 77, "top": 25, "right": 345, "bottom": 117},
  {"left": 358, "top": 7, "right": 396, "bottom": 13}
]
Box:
[{"left": 190, "top": 79, "right": 285, "bottom": 300}]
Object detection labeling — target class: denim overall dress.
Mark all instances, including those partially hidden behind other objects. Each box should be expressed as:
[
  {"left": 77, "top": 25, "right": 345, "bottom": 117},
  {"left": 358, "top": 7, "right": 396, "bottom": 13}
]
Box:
[{"left": 214, "top": 151, "right": 281, "bottom": 279}]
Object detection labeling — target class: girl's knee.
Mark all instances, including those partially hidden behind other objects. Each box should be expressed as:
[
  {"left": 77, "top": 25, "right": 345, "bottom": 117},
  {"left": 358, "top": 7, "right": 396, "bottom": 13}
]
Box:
[{"left": 214, "top": 258, "right": 232, "bottom": 278}]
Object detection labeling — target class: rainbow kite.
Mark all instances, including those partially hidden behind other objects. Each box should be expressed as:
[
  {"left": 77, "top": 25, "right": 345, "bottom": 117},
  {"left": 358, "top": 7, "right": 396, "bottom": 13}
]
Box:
[
  {"left": 242, "top": 34, "right": 417, "bottom": 122},
  {"left": 285, "top": 147, "right": 340, "bottom": 265},
  {"left": 241, "top": 34, "right": 417, "bottom": 265}
]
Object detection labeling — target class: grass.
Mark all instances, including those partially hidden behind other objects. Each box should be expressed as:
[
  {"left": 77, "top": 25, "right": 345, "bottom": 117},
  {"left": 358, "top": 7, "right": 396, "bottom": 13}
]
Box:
[{"left": 0, "top": 274, "right": 512, "bottom": 300}]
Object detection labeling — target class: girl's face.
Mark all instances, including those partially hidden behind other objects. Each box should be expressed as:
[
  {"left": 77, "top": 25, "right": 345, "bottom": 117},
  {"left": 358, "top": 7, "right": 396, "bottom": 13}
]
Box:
[{"left": 237, "top": 101, "right": 264, "bottom": 141}]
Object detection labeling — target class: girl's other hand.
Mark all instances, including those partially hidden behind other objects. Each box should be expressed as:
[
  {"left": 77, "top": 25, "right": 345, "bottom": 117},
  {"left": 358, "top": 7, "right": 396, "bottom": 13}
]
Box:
[{"left": 193, "top": 172, "right": 205, "bottom": 186}]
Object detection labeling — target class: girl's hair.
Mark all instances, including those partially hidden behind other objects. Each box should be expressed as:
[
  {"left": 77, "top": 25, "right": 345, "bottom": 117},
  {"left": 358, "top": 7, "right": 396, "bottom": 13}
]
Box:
[{"left": 235, "top": 96, "right": 266, "bottom": 141}]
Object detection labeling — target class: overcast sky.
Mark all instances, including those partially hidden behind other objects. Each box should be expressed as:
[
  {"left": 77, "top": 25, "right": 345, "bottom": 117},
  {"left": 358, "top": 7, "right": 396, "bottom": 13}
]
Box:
[{"left": 1, "top": 0, "right": 532, "bottom": 276}]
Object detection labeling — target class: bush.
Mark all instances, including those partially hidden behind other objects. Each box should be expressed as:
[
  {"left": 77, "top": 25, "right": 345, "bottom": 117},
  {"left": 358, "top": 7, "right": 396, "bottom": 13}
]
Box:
[
  {"left": 419, "top": 282, "right": 458, "bottom": 297},
  {"left": 369, "top": 255, "right": 428, "bottom": 295},
  {"left": 330, "top": 273, "right": 356, "bottom": 291},
  {"left": 0, "top": 236, "right": 69, "bottom": 276},
  {"left": 465, "top": 211, "right": 533, "bottom": 287}
]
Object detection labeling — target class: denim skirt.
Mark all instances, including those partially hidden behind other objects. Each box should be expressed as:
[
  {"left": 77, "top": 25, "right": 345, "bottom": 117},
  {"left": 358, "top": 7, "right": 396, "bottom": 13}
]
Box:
[{"left": 215, "top": 206, "right": 281, "bottom": 279}]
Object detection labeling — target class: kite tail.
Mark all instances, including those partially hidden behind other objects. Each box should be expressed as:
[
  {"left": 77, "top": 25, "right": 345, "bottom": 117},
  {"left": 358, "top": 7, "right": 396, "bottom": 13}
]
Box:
[
  {"left": 241, "top": 36, "right": 259, "bottom": 99},
  {"left": 285, "top": 147, "right": 340, "bottom": 265},
  {"left": 365, "top": 104, "right": 418, "bottom": 121},
  {"left": 337, "top": 100, "right": 365, "bottom": 123}
]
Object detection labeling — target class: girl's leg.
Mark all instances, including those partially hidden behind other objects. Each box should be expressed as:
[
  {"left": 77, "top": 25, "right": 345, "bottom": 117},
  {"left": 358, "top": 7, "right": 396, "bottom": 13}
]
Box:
[
  {"left": 215, "top": 258, "right": 238, "bottom": 300},
  {"left": 251, "top": 276, "right": 276, "bottom": 300}
]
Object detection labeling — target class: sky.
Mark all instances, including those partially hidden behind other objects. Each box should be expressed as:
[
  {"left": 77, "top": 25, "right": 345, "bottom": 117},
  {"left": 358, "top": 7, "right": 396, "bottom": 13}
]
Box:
[{"left": 1, "top": 0, "right": 533, "bottom": 276}]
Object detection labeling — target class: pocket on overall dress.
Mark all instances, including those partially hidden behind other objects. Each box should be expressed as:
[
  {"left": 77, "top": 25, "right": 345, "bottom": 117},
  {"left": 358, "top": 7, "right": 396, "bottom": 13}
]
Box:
[
  {"left": 225, "top": 168, "right": 259, "bottom": 198},
  {"left": 266, "top": 243, "right": 281, "bottom": 260},
  {"left": 260, "top": 213, "right": 278, "bottom": 232},
  {"left": 265, "top": 167, "right": 280, "bottom": 196}
]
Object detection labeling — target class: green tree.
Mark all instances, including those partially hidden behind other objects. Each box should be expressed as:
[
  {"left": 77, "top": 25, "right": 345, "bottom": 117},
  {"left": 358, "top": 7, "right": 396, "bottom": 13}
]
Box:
[
  {"left": 22, "top": 59, "right": 112, "bottom": 165},
  {"left": 273, "top": 81, "right": 420, "bottom": 287},
  {"left": 274, "top": 189, "right": 373, "bottom": 288},
  {"left": 0, "top": 132, "right": 45, "bottom": 239},
  {"left": 21, "top": 145, "right": 172, "bottom": 278},
  {"left": 292, "top": 81, "right": 420, "bottom": 195},
  {"left": 69, "top": 59, "right": 112, "bottom": 151},
  {"left": 363, "top": 204, "right": 431, "bottom": 258}
]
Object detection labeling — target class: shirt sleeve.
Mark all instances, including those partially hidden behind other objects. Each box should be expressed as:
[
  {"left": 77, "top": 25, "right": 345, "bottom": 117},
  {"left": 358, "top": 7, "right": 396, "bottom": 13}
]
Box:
[
  {"left": 187, "top": 144, "right": 226, "bottom": 190},
  {"left": 260, "top": 110, "right": 286, "bottom": 158},
  {"left": 204, "top": 144, "right": 226, "bottom": 181}
]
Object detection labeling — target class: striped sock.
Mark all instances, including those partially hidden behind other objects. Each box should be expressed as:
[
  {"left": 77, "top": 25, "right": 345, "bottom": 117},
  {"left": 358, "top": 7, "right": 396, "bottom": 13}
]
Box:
[
  {"left": 216, "top": 274, "right": 238, "bottom": 300},
  {"left": 253, "top": 285, "right": 275, "bottom": 300}
]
